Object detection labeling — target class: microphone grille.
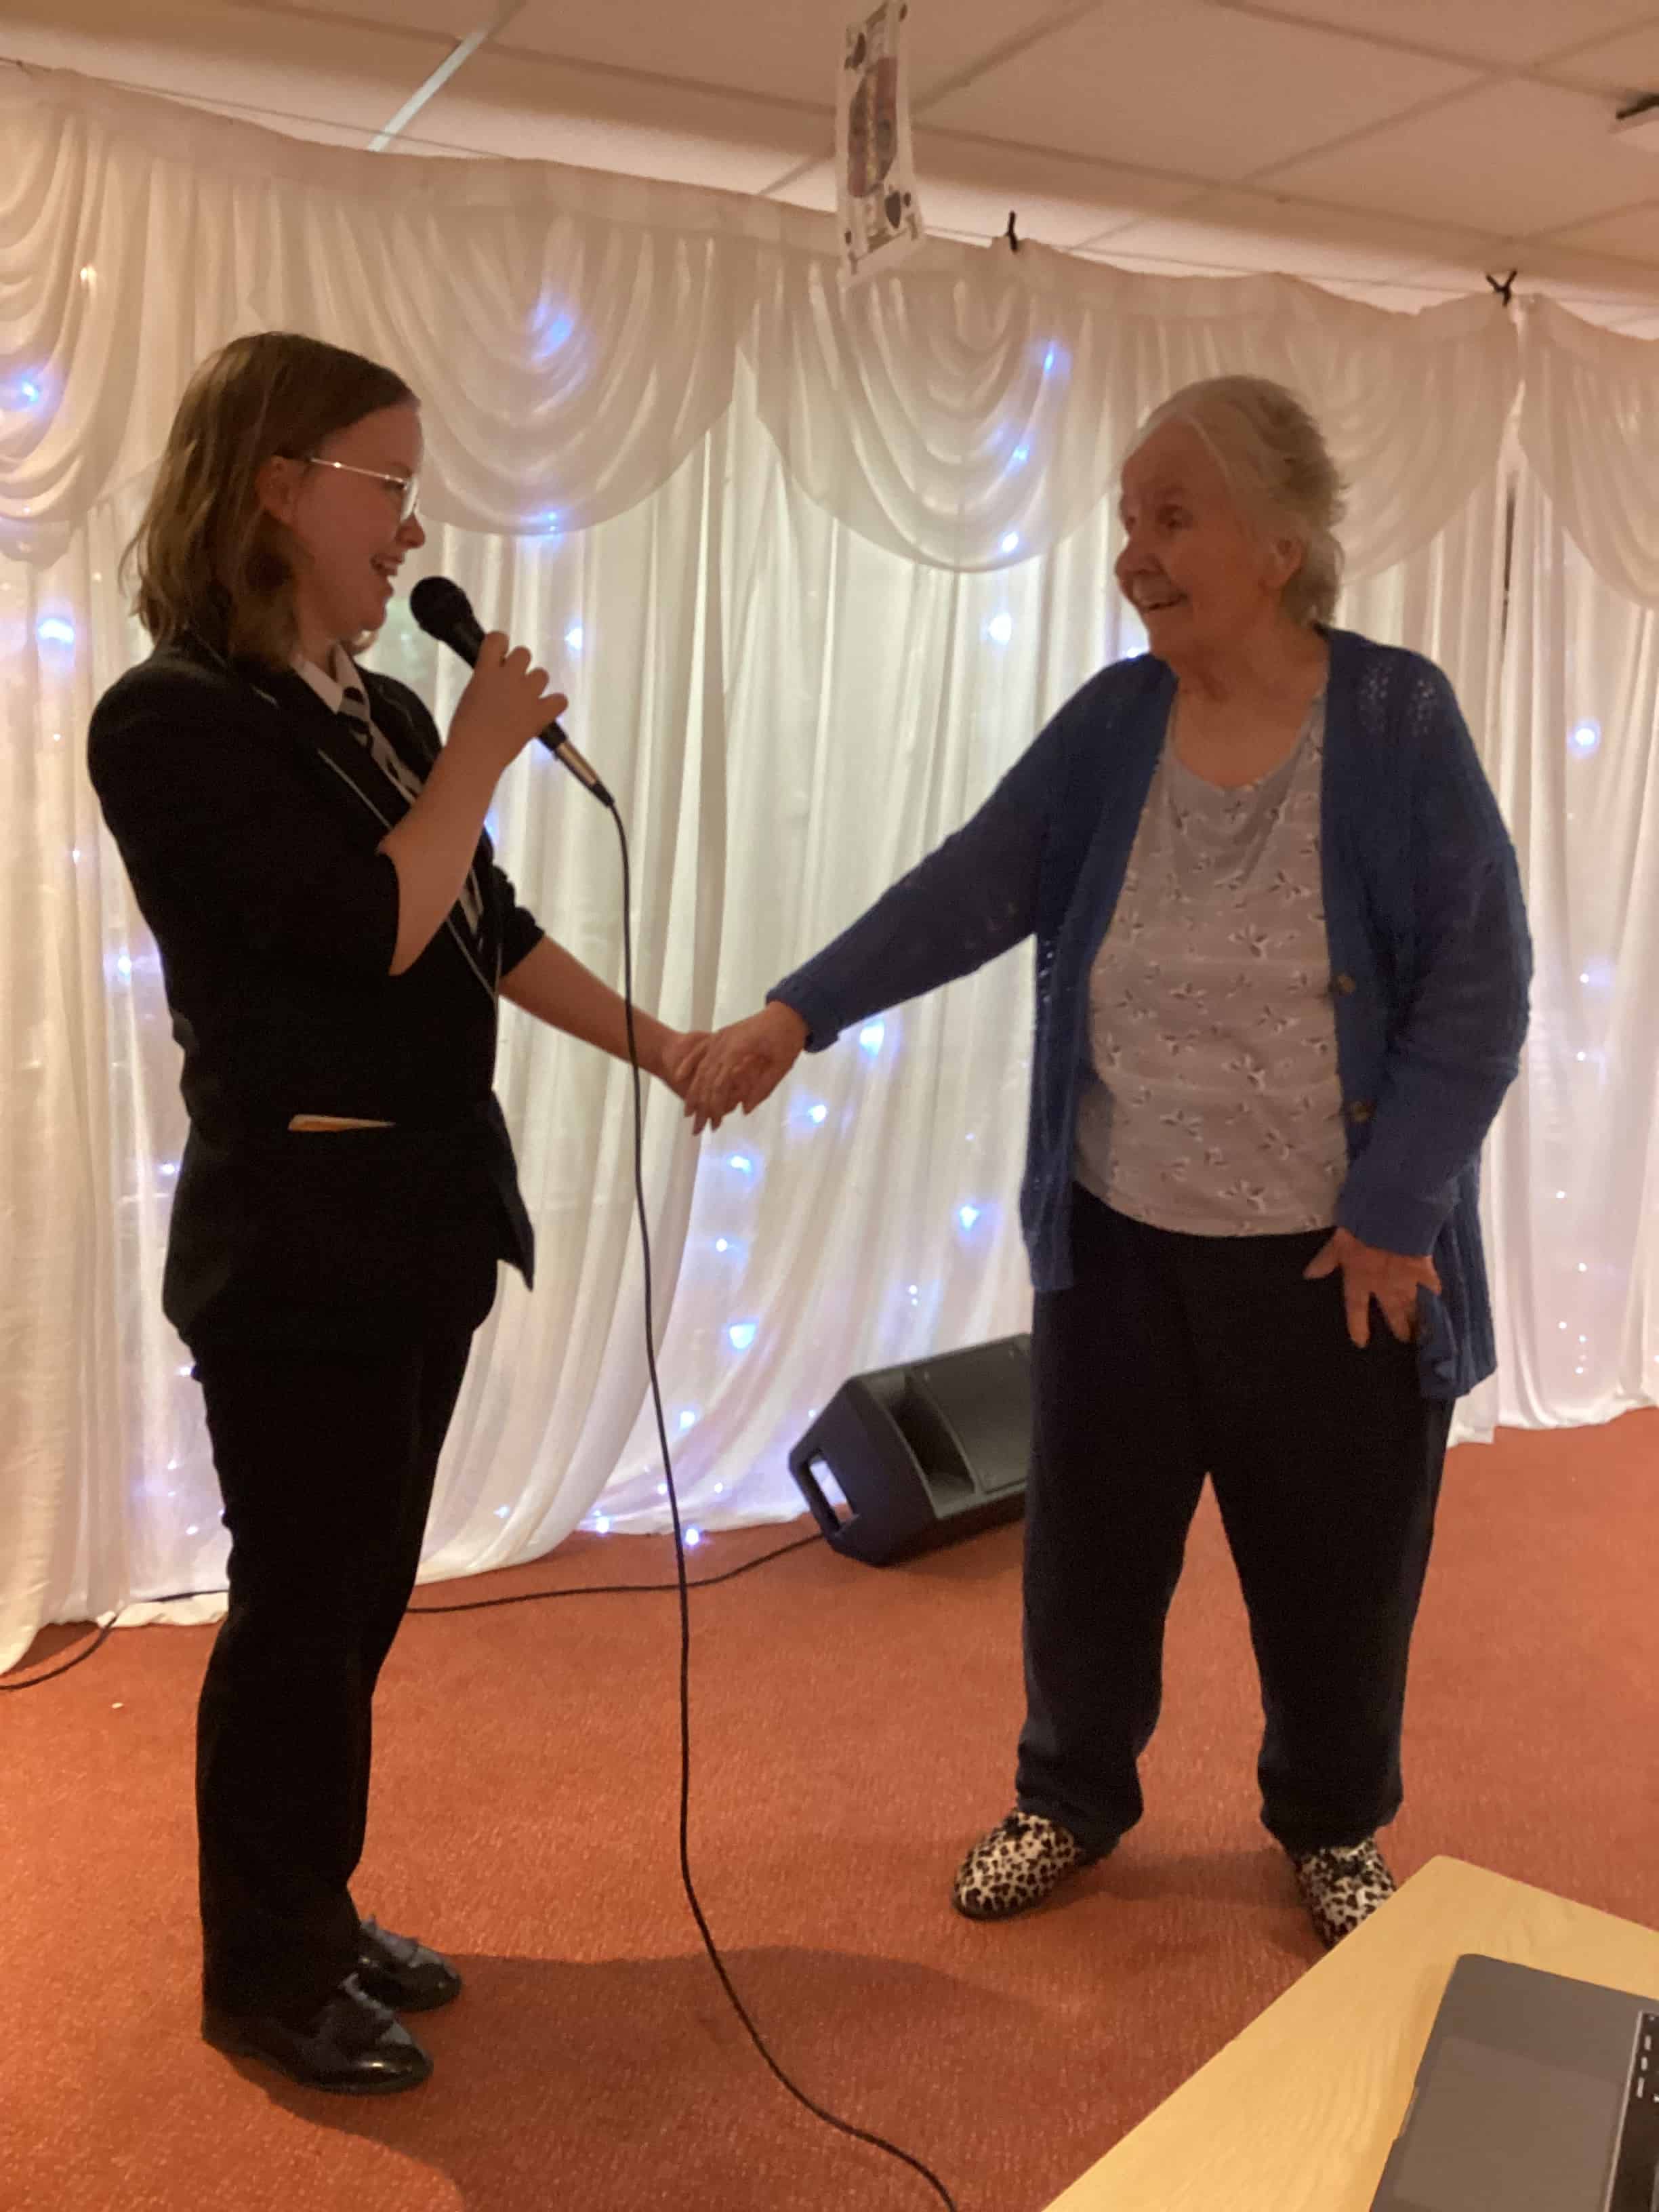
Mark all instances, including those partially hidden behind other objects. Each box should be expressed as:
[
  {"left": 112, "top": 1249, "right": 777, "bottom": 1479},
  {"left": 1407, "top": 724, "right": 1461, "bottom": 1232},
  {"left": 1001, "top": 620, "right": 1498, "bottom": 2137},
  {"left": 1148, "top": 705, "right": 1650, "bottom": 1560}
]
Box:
[{"left": 409, "top": 574, "right": 473, "bottom": 638}]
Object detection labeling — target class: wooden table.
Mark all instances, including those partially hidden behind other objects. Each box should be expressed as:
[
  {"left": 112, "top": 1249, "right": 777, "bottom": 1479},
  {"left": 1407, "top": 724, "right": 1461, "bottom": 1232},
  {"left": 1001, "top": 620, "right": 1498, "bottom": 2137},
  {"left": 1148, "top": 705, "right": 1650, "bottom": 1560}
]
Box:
[{"left": 1044, "top": 1855, "right": 1659, "bottom": 2211}]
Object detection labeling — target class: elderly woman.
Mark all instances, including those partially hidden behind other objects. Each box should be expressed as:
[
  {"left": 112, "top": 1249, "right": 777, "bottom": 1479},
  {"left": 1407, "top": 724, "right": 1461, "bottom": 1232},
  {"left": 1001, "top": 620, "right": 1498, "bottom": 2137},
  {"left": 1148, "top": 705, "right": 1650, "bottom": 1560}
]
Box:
[{"left": 681, "top": 375, "right": 1531, "bottom": 1949}]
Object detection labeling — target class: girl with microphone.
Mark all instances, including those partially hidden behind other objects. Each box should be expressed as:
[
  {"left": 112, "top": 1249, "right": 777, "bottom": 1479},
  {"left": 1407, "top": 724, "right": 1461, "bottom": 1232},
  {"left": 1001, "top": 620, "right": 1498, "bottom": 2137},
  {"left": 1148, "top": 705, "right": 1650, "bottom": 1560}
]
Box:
[{"left": 89, "top": 331, "right": 700, "bottom": 2094}]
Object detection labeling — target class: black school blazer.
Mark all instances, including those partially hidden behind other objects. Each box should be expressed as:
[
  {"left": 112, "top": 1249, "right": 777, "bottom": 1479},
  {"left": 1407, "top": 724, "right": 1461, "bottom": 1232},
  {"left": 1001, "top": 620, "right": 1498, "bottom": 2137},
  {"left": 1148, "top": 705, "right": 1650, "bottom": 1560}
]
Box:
[{"left": 88, "top": 634, "right": 541, "bottom": 1351}]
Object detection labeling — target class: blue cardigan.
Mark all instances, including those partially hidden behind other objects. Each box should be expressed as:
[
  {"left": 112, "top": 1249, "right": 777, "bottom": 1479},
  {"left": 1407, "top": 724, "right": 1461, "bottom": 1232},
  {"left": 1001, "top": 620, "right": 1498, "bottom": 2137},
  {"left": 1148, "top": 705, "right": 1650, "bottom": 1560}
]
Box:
[{"left": 769, "top": 629, "right": 1532, "bottom": 1402}]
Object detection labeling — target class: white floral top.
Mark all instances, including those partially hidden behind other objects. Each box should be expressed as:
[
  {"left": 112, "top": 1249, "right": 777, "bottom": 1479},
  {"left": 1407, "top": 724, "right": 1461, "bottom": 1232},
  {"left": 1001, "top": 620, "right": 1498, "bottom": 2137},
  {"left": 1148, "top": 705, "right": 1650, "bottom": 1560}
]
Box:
[{"left": 1073, "top": 693, "right": 1348, "bottom": 1236}]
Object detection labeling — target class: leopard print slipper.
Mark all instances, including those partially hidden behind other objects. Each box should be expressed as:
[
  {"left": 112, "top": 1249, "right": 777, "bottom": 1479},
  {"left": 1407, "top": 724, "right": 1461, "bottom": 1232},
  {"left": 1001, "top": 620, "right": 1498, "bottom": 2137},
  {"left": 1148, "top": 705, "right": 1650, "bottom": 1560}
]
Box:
[
  {"left": 951, "top": 1810, "right": 1094, "bottom": 1921},
  {"left": 1289, "top": 1837, "right": 1397, "bottom": 1949}
]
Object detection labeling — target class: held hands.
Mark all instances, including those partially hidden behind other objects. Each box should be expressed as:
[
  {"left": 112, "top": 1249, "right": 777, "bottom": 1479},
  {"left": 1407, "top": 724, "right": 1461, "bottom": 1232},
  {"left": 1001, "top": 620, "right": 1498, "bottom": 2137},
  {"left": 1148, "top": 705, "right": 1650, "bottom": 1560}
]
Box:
[
  {"left": 449, "top": 632, "right": 567, "bottom": 779},
  {"left": 644, "top": 1023, "right": 712, "bottom": 1101},
  {"left": 1304, "top": 1226, "right": 1441, "bottom": 1349},
  {"left": 670, "top": 1003, "right": 809, "bottom": 1133}
]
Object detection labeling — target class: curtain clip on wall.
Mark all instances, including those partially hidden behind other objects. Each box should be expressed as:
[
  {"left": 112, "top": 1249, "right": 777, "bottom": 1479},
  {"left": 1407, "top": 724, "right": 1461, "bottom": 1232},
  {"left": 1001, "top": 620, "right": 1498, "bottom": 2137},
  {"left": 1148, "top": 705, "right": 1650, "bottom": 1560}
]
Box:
[
  {"left": 1485, "top": 268, "right": 1518, "bottom": 308},
  {"left": 1004, "top": 210, "right": 1021, "bottom": 254}
]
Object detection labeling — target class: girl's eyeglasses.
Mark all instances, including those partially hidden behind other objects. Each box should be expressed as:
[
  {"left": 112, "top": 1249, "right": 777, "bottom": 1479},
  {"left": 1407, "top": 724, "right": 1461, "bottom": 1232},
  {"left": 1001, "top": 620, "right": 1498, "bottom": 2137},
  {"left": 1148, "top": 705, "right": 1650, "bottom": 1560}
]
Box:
[{"left": 300, "top": 455, "right": 420, "bottom": 524}]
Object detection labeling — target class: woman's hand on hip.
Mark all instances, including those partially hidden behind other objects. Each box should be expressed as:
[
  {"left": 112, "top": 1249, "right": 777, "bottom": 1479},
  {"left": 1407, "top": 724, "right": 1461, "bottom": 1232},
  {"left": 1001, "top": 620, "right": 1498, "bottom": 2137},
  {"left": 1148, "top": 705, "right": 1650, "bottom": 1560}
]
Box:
[{"left": 1304, "top": 1226, "right": 1441, "bottom": 1350}]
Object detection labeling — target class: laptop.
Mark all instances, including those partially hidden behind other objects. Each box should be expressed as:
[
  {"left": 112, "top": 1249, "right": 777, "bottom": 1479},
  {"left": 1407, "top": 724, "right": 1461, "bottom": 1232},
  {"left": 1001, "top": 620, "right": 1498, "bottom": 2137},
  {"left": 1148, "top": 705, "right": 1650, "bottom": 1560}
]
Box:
[{"left": 1370, "top": 1954, "right": 1659, "bottom": 2211}]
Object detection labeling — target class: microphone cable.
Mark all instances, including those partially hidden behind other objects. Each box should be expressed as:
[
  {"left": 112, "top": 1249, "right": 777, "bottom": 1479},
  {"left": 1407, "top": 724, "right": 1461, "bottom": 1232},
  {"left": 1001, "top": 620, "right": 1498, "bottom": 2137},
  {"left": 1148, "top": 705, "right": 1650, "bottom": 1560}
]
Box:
[{"left": 605, "top": 795, "right": 960, "bottom": 2212}]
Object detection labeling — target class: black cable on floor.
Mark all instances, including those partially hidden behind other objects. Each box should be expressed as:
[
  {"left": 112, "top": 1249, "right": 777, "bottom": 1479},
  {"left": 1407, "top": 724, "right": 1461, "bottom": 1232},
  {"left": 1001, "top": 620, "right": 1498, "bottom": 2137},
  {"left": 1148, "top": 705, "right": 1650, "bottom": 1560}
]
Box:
[{"left": 0, "top": 1532, "right": 823, "bottom": 1689}]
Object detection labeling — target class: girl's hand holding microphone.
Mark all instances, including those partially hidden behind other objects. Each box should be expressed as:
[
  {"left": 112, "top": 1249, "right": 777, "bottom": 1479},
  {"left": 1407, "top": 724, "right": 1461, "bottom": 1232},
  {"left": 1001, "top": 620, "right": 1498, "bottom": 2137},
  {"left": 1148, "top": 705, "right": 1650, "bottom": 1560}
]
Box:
[
  {"left": 447, "top": 632, "right": 566, "bottom": 779},
  {"left": 381, "top": 632, "right": 567, "bottom": 975}
]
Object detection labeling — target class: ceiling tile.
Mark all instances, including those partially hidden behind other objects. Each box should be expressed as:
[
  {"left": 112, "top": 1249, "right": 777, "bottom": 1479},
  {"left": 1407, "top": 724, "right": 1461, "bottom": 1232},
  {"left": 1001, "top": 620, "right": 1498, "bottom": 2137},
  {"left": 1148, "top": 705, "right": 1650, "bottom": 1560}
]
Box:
[
  {"left": 237, "top": 0, "right": 481, "bottom": 35},
  {"left": 1263, "top": 78, "right": 1659, "bottom": 237},
  {"left": 1080, "top": 188, "right": 1499, "bottom": 286},
  {"left": 1502, "top": 239, "right": 1659, "bottom": 312},
  {"left": 1549, "top": 200, "right": 1659, "bottom": 266},
  {"left": 1542, "top": 22, "right": 1659, "bottom": 96},
  {"left": 920, "top": 0, "right": 1476, "bottom": 182},
  {"left": 495, "top": 0, "right": 1069, "bottom": 110},
  {"left": 1086, "top": 247, "right": 1242, "bottom": 279},
  {"left": 416, "top": 44, "right": 827, "bottom": 188},
  {"left": 1216, "top": 0, "right": 1654, "bottom": 71},
  {"left": 901, "top": 129, "right": 1205, "bottom": 249},
  {"left": 767, "top": 134, "right": 1210, "bottom": 251},
  {"left": 0, "top": 0, "right": 449, "bottom": 138}
]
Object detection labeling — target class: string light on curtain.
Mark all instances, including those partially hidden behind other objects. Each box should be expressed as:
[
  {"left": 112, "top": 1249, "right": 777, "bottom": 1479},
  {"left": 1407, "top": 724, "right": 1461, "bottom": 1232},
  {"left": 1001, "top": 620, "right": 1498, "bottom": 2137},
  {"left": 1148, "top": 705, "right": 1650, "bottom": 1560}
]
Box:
[
  {"left": 25, "top": 64, "right": 1659, "bottom": 1652},
  {"left": 726, "top": 1322, "right": 758, "bottom": 1351},
  {"left": 985, "top": 612, "right": 1014, "bottom": 644},
  {"left": 529, "top": 302, "right": 576, "bottom": 360},
  {"left": 3, "top": 371, "right": 47, "bottom": 410}
]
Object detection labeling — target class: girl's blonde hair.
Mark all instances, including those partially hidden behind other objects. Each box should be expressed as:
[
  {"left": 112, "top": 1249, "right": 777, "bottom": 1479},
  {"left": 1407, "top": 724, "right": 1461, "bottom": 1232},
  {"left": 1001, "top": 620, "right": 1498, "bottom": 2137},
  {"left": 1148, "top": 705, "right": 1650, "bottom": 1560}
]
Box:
[{"left": 125, "top": 331, "right": 415, "bottom": 667}]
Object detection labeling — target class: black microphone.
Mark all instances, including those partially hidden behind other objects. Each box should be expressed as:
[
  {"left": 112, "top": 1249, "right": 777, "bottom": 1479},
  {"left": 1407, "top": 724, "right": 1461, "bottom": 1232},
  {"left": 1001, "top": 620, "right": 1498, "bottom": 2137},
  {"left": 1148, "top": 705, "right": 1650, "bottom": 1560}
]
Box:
[{"left": 409, "top": 574, "right": 613, "bottom": 808}]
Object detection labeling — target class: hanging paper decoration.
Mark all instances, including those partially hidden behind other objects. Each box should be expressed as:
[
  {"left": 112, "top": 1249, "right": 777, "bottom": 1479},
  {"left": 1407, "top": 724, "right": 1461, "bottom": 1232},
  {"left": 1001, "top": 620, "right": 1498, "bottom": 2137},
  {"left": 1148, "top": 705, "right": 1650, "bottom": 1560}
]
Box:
[{"left": 837, "top": 0, "right": 925, "bottom": 287}]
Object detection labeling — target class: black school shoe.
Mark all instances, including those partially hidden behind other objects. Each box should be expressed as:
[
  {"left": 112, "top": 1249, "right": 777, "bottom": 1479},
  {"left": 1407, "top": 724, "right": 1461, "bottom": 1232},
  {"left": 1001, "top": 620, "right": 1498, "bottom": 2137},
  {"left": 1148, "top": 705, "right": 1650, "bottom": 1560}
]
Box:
[
  {"left": 356, "top": 1917, "right": 463, "bottom": 2011},
  {"left": 202, "top": 1972, "right": 432, "bottom": 2094}
]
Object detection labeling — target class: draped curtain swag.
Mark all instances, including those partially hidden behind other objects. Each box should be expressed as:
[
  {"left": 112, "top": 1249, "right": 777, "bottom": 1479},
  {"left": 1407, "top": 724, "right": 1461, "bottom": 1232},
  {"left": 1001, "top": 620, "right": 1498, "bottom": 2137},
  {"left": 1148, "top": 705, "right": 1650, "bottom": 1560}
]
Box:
[{"left": 2, "top": 64, "right": 1654, "bottom": 1675}]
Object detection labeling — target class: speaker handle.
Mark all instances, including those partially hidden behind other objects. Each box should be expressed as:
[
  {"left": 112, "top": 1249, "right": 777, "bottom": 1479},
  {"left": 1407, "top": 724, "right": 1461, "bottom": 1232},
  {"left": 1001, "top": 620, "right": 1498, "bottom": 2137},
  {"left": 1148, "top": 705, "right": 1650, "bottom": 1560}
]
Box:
[{"left": 787, "top": 1441, "right": 846, "bottom": 1543}]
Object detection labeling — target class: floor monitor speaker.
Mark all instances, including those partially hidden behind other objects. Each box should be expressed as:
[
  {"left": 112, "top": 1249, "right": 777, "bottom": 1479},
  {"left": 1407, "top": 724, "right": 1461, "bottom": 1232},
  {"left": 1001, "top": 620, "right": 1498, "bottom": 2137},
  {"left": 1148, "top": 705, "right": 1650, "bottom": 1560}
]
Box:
[{"left": 787, "top": 1333, "right": 1031, "bottom": 1564}]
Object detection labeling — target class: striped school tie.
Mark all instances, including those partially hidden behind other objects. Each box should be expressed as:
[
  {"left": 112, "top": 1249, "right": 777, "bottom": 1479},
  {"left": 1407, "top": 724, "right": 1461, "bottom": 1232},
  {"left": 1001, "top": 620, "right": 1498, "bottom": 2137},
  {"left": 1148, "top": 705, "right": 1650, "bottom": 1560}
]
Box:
[{"left": 338, "top": 682, "right": 483, "bottom": 936}]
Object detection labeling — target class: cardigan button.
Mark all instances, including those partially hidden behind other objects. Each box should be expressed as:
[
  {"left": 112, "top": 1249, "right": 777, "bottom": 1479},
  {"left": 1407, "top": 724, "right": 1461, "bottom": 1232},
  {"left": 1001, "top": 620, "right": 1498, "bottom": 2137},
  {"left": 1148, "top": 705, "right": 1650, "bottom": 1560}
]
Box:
[
  {"left": 1345, "top": 1100, "right": 1374, "bottom": 1125},
  {"left": 1333, "top": 972, "right": 1357, "bottom": 996}
]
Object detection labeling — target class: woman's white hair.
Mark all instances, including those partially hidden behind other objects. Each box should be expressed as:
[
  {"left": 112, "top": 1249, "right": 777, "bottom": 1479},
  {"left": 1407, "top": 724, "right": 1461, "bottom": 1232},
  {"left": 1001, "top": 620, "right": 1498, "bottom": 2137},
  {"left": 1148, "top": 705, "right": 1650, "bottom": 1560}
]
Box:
[{"left": 1126, "top": 375, "right": 1347, "bottom": 626}]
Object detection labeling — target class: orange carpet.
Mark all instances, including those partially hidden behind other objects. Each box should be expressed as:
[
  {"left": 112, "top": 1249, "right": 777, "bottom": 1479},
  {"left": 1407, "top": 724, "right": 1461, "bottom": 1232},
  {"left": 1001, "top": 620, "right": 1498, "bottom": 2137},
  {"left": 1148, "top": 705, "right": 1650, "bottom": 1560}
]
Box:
[{"left": 4, "top": 1411, "right": 1656, "bottom": 2212}]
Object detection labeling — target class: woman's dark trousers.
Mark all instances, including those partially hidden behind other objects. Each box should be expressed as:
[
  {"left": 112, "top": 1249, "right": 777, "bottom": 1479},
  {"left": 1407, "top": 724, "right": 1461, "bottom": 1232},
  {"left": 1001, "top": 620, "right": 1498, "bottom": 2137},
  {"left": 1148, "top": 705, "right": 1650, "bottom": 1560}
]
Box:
[{"left": 1016, "top": 1187, "right": 1452, "bottom": 1860}]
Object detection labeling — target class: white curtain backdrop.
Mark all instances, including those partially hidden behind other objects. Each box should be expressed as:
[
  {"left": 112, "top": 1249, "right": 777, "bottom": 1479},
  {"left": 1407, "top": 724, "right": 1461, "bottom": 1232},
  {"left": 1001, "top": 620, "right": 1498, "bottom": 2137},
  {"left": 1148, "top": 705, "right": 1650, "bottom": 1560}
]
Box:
[{"left": 1, "top": 64, "right": 1653, "bottom": 1671}]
